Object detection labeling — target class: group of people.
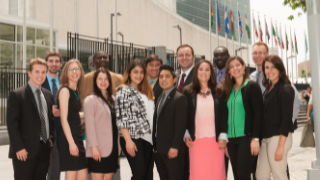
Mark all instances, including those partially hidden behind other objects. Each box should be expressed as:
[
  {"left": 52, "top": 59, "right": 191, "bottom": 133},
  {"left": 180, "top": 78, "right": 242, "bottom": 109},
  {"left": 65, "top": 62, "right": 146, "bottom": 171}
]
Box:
[{"left": 6, "top": 41, "right": 301, "bottom": 180}]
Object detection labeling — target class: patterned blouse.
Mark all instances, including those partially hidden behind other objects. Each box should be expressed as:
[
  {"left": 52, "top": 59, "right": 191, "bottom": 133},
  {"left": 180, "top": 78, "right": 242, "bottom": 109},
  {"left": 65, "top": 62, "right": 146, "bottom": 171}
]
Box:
[{"left": 115, "top": 84, "right": 152, "bottom": 139}]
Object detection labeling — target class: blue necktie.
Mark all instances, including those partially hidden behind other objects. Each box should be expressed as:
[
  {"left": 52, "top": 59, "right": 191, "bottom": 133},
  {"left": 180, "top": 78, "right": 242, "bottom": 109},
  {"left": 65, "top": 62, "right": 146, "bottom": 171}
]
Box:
[
  {"left": 52, "top": 79, "right": 58, "bottom": 104},
  {"left": 149, "top": 80, "right": 154, "bottom": 84}
]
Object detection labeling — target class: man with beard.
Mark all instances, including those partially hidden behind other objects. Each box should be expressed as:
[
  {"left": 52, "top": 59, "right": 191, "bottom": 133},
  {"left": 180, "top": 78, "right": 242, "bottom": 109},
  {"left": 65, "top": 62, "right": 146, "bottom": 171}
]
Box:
[
  {"left": 80, "top": 50, "right": 123, "bottom": 180},
  {"left": 42, "top": 51, "right": 63, "bottom": 180},
  {"left": 213, "top": 46, "right": 230, "bottom": 85}
]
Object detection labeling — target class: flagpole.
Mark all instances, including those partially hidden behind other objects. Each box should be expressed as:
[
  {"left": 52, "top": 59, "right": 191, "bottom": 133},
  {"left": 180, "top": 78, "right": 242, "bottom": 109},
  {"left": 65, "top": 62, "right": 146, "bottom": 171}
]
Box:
[
  {"left": 231, "top": 0, "right": 234, "bottom": 55},
  {"left": 245, "top": 6, "right": 249, "bottom": 62},
  {"left": 264, "top": 15, "right": 267, "bottom": 45},
  {"left": 258, "top": 12, "right": 260, "bottom": 41},
  {"left": 216, "top": 0, "right": 219, "bottom": 47},
  {"left": 209, "top": 0, "right": 212, "bottom": 62},
  {"left": 271, "top": 18, "right": 273, "bottom": 51},
  {"left": 285, "top": 25, "right": 288, "bottom": 73},
  {"left": 294, "top": 29, "right": 298, "bottom": 83},
  {"left": 237, "top": 3, "right": 241, "bottom": 57},
  {"left": 275, "top": 20, "right": 279, "bottom": 57},
  {"left": 290, "top": 26, "right": 293, "bottom": 82},
  {"left": 280, "top": 23, "right": 283, "bottom": 61},
  {"left": 305, "top": 30, "right": 308, "bottom": 83},
  {"left": 225, "top": 0, "right": 228, "bottom": 48},
  {"left": 252, "top": 10, "right": 255, "bottom": 43}
]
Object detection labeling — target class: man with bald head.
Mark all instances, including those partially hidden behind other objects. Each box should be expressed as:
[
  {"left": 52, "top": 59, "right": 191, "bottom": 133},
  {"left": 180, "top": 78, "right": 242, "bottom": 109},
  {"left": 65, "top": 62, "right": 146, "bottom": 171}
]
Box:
[
  {"left": 213, "top": 46, "right": 230, "bottom": 84},
  {"left": 80, "top": 50, "right": 123, "bottom": 180}
]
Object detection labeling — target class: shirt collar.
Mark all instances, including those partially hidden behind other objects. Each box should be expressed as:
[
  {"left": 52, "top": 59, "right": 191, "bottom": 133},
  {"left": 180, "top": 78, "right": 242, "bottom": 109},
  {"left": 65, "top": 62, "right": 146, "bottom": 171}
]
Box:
[
  {"left": 28, "top": 81, "right": 40, "bottom": 93},
  {"left": 163, "top": 86, "right": 175, "bottom": 96},
  {"left": 47, "top": 74, "right": 59, "bottom": 82},
  {"left": 217, "top": 67, "right": 225, "bottom": 74},
  {"left": 181, "top": 66, "right": 194, "bottom": 78}
]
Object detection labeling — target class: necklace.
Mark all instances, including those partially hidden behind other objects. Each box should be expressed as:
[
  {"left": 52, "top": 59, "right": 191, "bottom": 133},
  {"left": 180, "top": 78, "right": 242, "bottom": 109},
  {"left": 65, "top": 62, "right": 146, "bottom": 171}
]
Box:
[
  {"left": 73, "top": 91, "right": 79, "bottom": 101},
  {"left": 199, "top": 88, "right": 211, "bottom": 98}
]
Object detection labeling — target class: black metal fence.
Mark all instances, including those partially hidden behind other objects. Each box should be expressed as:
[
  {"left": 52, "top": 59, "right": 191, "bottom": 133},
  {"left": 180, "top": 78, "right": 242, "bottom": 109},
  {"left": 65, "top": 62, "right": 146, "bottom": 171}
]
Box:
[
  {"left": 0, "top": 68, "right": 28, "bottom": 126},
  {"left": 67, "top": 32, "right": 156, "bottom": 74}
]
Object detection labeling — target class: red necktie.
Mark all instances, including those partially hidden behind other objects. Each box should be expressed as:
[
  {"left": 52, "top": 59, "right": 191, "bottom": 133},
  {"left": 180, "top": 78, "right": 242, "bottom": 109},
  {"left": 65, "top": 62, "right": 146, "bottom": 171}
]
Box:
[{"left": 177, "top": 73, "right": 186, "bottom": 92}]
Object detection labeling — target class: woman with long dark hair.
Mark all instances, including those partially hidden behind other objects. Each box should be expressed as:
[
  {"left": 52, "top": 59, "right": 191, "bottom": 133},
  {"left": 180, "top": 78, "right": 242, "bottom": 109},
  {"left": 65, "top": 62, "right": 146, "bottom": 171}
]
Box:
[
  {"left": 255, "top": 55, "right": 294, "bottom": 180},
  {"left": 115, "top": 59, "right": 154, "bottom": 180},
  {"left": 184, "top": 59, "right": 227, "bottom": 180},
  {"left": 83, "top": 68, "right": 119, "bottom": 180},
  {"left": 57, "top": 59, "right": 88, "bottom": 180},
  {"left": 223, "top": 56, "right": 263, "bottom": 180}
]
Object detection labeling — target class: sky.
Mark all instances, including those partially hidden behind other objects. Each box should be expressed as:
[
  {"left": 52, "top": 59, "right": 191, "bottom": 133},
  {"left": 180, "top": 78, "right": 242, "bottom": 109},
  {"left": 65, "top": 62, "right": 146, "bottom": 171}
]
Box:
[{"left": 250, "top": 0, "right": 308, "bottom": 67}]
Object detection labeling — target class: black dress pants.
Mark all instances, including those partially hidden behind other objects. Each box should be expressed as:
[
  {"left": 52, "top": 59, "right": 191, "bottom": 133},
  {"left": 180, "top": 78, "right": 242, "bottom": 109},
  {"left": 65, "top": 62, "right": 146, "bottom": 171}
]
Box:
[
  {"left": 120, "top": 137, "right": 152, "bottom": 180},
  {"left": 227, "top": 136, "right": 257, "bottom": 180},
  {"left": 12, "top": 141, "right": 51, "bottom": 180}
]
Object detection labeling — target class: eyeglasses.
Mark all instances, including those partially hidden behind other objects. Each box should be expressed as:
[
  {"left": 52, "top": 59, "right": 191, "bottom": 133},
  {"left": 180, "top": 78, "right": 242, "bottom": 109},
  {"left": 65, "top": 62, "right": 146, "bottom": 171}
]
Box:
[
  {"left": 252, "top": 52, "right": 267, "bottom": 56},
  {"left": 68, "top": 68, "right": 80, "bottom": 72}
]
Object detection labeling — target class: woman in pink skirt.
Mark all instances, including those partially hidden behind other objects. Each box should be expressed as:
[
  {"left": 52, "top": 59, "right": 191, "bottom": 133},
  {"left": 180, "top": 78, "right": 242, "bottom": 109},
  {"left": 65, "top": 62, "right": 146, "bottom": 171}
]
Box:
[{"left": 183, "top": 59, "right": 228, "bottom": 180}]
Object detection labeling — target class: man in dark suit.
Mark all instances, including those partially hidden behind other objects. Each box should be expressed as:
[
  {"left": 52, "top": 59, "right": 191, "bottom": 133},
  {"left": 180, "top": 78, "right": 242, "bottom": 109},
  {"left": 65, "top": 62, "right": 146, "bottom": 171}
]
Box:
[
  {"left": 153, "top": 65, "right": 188, "bottom": 180},
  {"left": 145, "top": 54, "right": 163, "bottom": 180},
  {"left": 7, "top": 58, "right": 55, "bottom": 180},
  {"left": 176, "top": 44, "right": 195, "bottom": 180},
  {"left": 213, "top": 46, "right": 230, "bottom": 85},
  {"left": 42, "top": 51, "right": 63, "bottom": 180}
]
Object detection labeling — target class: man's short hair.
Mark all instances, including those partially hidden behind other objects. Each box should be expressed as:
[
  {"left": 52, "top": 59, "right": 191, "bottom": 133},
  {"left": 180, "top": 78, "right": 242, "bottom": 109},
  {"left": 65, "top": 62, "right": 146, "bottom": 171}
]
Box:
[
  {"left": 253, "top": 42, "right": 269, "bottom": 53},
  {"left": 145, "top": 54, "right": 163, "bottom": 66},
  {"left": 45, "top": 51, "right": 62, "bottom": 63},
  {"left": 176, "top": 44, "right": 195, "bottom": 56},
  {"left": 159, "top": 64, "right": 176, "bottom": 78},
  {"left": 28, "top": 58, "right": 48, "bottom": 72}
]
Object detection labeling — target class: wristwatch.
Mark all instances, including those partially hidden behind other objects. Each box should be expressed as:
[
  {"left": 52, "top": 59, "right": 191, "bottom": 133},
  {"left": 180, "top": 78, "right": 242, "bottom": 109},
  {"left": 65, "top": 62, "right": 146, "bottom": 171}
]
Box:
[{"left": 252, "top": 138, "right": 259, "bottom": 142}]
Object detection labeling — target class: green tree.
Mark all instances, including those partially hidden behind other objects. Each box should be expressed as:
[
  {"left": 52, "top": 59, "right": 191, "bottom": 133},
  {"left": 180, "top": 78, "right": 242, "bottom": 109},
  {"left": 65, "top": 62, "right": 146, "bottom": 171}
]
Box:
[
  {"left": 283, "top": 0, "right": 306, "bottom": 20},
  {"left": 301, "top": 69, "right": 306, "bottom": 77}
]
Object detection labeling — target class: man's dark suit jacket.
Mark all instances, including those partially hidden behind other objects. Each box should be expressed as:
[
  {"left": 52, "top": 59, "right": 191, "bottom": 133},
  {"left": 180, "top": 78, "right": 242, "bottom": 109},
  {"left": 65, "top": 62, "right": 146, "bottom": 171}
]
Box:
[
  {"left": 180, "top": 68, "right": 194, "bottom": 90},
  {"left": 183, "top": 89, "right": 228, "bottom": 142},
  {"left": 7, "top": 84, "right": 55, "bottom": 159},
  {"left": 42, "top": 77, "right": 61, "bottom": 134},
  {"left": 152, "top": 89, "right": 188, "bottom": 154},
  {"left": 153, "top": 79, "right": 163, "bottom": 105}
]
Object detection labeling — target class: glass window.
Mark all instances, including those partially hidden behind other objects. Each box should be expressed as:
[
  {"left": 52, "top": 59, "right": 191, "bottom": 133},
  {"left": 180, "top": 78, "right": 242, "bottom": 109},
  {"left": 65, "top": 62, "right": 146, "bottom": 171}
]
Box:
[
  {"left": 36, "top": 47, "right": 50, "bottom": 59},
  {"left": 36, "top": 29, "right": 50, "bottom": 46},
  {"left": 17, "top": 25, "right": 23, "bottom": 42},
  {"left": 26, "top": 45, "right": 35, "bottom": 67},
  {"left": 17, "top": 44, "right": 23, "bottom": 69},
  {"left": 27, "top": 27, "right": 35, "bottom": 44},
  {"left": 0, "top": 23, "right": 15, "bottom": 41},
  {"left": 0, "top": 42, "right": 15, "bottom": 68}
]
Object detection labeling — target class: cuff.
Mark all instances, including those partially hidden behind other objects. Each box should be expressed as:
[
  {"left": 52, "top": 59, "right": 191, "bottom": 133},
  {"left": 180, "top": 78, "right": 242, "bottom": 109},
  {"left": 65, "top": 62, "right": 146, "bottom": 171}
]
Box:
[
  {"left": 218, "top": 133, "right": 228, "bottom": 142},
  {"left": 183, "top": 130, "right": 191, "bottom": 142}
]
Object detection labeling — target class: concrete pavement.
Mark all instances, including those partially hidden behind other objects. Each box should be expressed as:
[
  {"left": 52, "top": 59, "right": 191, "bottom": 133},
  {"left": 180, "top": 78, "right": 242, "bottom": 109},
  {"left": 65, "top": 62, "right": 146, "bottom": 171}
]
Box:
[{"left": 0, "top": 126, "right": 315, "bottom": 180}]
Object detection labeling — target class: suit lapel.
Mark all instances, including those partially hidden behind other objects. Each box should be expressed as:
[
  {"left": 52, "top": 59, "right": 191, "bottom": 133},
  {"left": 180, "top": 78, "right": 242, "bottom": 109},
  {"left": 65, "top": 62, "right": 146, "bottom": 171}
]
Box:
[
  {"left": 26, "top": 84, "right": 38, "bottom": 112},
  {"left": 183, "top": 68, "right": 194, "bottom": 88},
  {"left": 158, "top": 89, "right": 176, "bottom": 116},
  {"left": 41, "top": 87, "right": 52, "bottom": 116},
  {"left": 264, "top": 82, "right": 282, "bottom": 109},
  {"left": 192, "top": 92, "right": 197, "bottom": 111}
]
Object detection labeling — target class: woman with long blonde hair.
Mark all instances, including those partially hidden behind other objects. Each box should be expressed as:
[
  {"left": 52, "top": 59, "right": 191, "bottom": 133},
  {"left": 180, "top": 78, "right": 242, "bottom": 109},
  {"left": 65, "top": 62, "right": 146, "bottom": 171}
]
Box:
[
  {"left": 115, "top": 59, "right": 154, "bottom": 180},
  {"left": 57, "top": 59, "right": 88, "bottom": 180}
]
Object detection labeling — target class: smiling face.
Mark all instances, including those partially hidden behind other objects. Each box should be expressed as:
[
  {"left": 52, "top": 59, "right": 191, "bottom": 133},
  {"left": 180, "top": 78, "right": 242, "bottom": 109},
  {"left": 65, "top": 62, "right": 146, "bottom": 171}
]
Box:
[
  {"left": 147, "top": 60, "right": 161, "bottom": 79},
  {"left": 47, "top": 56, "right": 62, "bottom": 75},
  {"left": 67, "top": 62, "right": 81, "bottom": 84},
  {"left": 252, "top": 45, "right": 269, "bottom": 69},
  {"left": 129, "top": 66, "right": 144, "bottom": 87},
  {"left": 264, "top": 61, "right": 280, "bottom": 85},
  {"left": 228, "top": 59, "right": 246, "bottom": 79},
  {"left": 96, "top": 72, "right": 109, "bottom": 92},
  {"left": 197, "top": 62, "right": 211, "bottom": 84},
  {"left": 28, "top": 64, "right": 48, "bottom": 88},
  {"left": 213, "top": 47, "right": 229, "bottom": 70},
  {"left": 177, "top": 47, "right": 195, "bottom": 71},
  {"left": 159, "top": 70, "right": 177, "bottom": 91}
]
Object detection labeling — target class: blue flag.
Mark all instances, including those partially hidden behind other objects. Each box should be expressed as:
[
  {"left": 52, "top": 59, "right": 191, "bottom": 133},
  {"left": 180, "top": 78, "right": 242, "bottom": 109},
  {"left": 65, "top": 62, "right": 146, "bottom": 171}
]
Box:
[
  {"left": 217, "top": 1, "right": 221, "bottom": 31},
  {"left": 238, "top": 10, "right": 242, "bottom": 37},
  {"left": 224, "top": 6, "right": 230, "bottom": 34}
]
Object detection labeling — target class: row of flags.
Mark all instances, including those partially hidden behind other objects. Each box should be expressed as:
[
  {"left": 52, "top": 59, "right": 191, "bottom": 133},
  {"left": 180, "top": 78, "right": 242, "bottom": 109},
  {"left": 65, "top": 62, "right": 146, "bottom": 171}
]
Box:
[{"left": 210, "top": 1, "right": 308, "bottom": 54}]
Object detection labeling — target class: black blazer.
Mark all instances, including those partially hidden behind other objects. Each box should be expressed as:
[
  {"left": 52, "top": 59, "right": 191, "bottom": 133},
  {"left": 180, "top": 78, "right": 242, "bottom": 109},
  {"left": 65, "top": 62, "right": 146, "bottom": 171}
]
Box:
[
  {"left": 153, "top": 79, "right": 163, "bottom": 105},
  {"left": 42, "top": 76, "right": 61, "bottom": 134},
  {"left": 232, "top": 80, "right": 263, "bottom": 138},
  {"left": 152, "top": 89, "right": 188, "bottom": 154},
  {"left": 263, "top": 81, "right": 294, "bottom": 137},
  {"left": 184, "top": 89, "right": 228, "bottom": 142},
  {"left": 183, "top": 68, "right": 194, "bottom": 88},
  {"left": 7, "top": 84, "right": 55, "bottom": 159}
]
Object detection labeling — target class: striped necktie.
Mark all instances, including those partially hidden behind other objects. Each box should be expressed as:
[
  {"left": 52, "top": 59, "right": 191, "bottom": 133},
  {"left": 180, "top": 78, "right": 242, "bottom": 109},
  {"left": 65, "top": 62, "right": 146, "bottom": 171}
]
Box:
[
  {"left": 177, "top": 73, "right": 186, "bottom": 92},
  {"left": 52, "top": 79, "right": 58, "bottom": 104},
  {"left": 36, "top": 89, "right": 48, "bottom": 143}
]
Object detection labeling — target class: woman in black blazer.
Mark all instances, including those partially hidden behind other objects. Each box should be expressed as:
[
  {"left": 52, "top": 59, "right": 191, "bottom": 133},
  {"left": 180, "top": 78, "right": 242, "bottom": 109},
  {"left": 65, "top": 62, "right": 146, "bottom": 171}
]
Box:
[
  {"left": 255, "top": 55, "right": 294, "bottom": 180},
  {"left": 223, "top": 56, "right": 263, "bottom": 180},
  {"left": 183, "top": 59, "right": 228, "bottom": 180}
]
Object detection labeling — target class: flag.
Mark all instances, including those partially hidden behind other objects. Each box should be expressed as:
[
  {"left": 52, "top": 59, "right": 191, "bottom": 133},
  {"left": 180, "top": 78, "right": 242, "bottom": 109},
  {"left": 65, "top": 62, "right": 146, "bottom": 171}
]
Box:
[
  {"left": 291, "top": 33, "right": 294, "bottom": 53},
  {"left": 217, "top": 1, "right": 221, "bottom": 31},
  {"left": 245, "top": 12, "right": 250, "bottom": 38},
  {"left": 224, "top": 6, "right": 230, "bottom": 34},
  {"left": 230, "top": 9, "right": 234, "bottom": 36},
  {"left": 258, "top": 18, "right": 263, "bottom": 42},
  {"left": 276, "top": 24, "right": 281, "bottom": 47},
  {"left": 238, "top": 10, "right": 242, "bottom": 37},
  {"left": 211, "top": 3, "right": 213, "bottom": 28},
  {"left": 253, "top": 18, "right": 258, "bottom": 38},
  {"left": 272, "top": 22, "right": 278, "bottom": 45},
  {"left": 281, "top": 38, "right": 285, "bottom": 49},
  {"left": 266, "top": 21, "right": 270, "bottom": 43},
  {"left": 286, "top": 32, "right": 289, "bottom": 51},
  {"left": 295, "top": 32, "right": 298, "bottom": 54},
  {"left": 280, "top": 26, "right": 284, "bottom": 49},
  {"left": 305, "top": 33, "right": 308, "bottom": 53}
]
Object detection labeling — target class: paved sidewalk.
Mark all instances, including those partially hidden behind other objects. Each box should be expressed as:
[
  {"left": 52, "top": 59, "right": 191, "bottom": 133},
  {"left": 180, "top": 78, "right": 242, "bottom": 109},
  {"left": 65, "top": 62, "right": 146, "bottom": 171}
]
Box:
[{"left": 0, "top": 126, "right": 315, "bottom": 180}]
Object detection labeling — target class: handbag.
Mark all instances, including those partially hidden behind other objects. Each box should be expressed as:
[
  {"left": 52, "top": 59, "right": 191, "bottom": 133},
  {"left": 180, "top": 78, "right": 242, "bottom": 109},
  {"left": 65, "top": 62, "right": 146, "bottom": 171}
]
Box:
[
  {"left": 310, "top": 110, "right": 314, "bottom": 124},
  {"left": 300, "top": 124, "right": 315, "bottom": 148}
]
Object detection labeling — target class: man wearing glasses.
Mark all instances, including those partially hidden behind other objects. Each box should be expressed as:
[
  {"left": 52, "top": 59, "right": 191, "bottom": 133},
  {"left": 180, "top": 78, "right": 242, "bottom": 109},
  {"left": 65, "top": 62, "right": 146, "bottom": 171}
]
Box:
[{"left": 249, "top": 41, "right": 301, "bottom": 180}]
